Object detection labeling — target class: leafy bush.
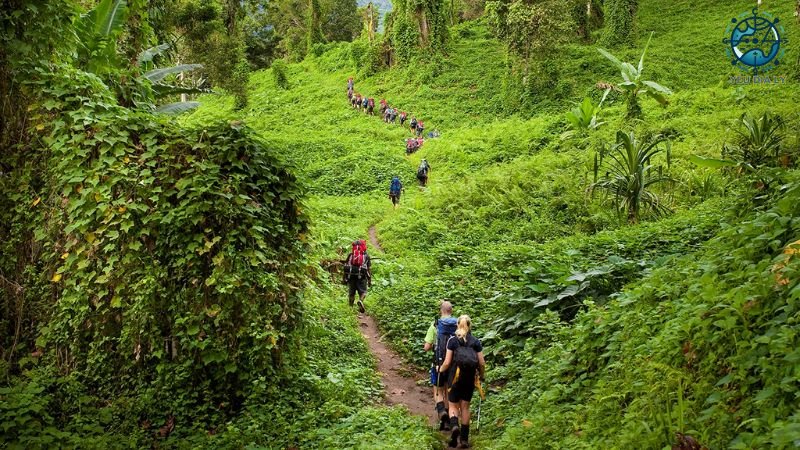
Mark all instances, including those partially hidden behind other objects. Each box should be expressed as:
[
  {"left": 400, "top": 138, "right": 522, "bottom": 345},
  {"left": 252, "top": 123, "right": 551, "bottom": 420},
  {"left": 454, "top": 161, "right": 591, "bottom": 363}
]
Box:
[
  {"left": 272, "top": 58, "right": 290, "bottom": 89},
  {"left": 25, "top": 66, "right": 310, "bottom": 431}
]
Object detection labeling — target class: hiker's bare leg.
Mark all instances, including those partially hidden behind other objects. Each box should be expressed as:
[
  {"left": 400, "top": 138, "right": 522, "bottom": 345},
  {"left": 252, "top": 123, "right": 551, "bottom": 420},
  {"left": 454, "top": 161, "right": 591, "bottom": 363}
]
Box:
[
  {"left": 460, "top": 400, "right": 471, "bottom": 425},
  {"left": 448, "top": 402, "right": 459, "bottom": 420}
]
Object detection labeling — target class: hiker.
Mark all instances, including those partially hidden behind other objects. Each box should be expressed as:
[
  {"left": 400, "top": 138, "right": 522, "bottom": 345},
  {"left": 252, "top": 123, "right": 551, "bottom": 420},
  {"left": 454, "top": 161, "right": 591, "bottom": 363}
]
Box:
[
  {"left": 389, "top": 108, "right": 398, "bottom": 124},
  {"left": 379, "top": 99, "right": 387, "bottom": 115},
  {"left": 367, "top": 98, "right": 375, "bottom": 115},
  {"left": 352, "top": 94, "right": 360, "bottom": 109},
  {"left": 405, "top": 138, "right": 417, "bottom": 155},
  {"left": 384, "top": 106, "right": 393, "bottom": 123},
  {"left": 362, "top": 97, "right": 369, "bottom": 111},
  {"left": 342, "top": 240, "right": 371, "bottom": 313},
  {"left": 399, "top": 111, "right": 407, "bottom": 126},
  {"left": 424, "top": 301, "right": 457, "bottom": 431},
  {"left": 416, "top": 120, "right": 425, "bottom": 138},
  {"left": 409, "top": 116, "right": 418, "bottom": 134},
  {"left": 347, "top": 77, "right": 354, "bottom": 90},
  {"left": 417, "top": 159, "right": 430, "bottom": 186},
  {"left": 347, "top": 87, "right": 354, "bottom": 101},
  {"left": 389, "top": 176, "right": 404, "bottom": 208},
  {"left": 439, "top": 315, "right": 485, "bottom": 449}
]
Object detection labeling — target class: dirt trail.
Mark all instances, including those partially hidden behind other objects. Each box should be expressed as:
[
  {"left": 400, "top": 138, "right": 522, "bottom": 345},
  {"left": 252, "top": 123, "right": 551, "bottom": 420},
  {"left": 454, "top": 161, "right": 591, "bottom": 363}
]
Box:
[
  {"left": 361, "top": 225, "right": 437, "bottom": 426},
  {"left": 358, "top": 314, "right": 437, "bottom": 426},
  {"left": 368, "top": 225, "right": 383, "bottom": 253}
]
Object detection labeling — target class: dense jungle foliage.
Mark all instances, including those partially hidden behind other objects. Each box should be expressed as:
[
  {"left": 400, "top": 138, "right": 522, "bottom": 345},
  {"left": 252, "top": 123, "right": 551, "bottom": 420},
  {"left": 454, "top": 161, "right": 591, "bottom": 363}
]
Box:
[{"left": 3, "top": 0, "right": 800, "bottom": 448}]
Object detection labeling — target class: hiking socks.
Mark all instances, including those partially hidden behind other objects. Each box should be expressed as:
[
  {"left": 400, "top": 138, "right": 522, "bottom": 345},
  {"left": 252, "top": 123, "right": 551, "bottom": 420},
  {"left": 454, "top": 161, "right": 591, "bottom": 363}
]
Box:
[{"left": 459, "top": 424, "right": 470, "bottom": 447}]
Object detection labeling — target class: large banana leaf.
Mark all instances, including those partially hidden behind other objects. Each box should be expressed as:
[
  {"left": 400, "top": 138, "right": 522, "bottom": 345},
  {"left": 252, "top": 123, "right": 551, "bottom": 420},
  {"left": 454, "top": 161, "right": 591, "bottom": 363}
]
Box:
[
  {"left": 150, "top": 83, "right": 210, "bottom": 98},
  {"left": 137, "top": 43, "right": 170, "bottom": 66},
  {"left": 154, "top": 102, "right": 200, "bottom": 115},
  {"left": 97, "top": 0, "right": 128, "bottom": 37},
  {"left": 145, "top": 64, "right": 203, "bottom": 82}
]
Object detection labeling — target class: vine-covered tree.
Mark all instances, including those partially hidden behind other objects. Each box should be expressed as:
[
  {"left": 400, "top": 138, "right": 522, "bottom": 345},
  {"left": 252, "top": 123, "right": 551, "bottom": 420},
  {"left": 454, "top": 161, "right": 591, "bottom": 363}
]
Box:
[
  {"left": 485, "top": 0, "right": 578, "bottom": 108},
  {"left": 307, "top": 0, "right": 326, "bottom": 51},
  {"left": 388, "top": 0, "right": 449, "bottom": 62},
  {"left": 600, "top": 0, "right": 638, "bottom": 47}
]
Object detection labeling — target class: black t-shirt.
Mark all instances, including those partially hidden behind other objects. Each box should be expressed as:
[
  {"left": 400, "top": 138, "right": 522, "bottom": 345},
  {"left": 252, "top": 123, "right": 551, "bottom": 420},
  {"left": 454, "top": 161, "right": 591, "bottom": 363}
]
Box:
[
  {"left": 447, "top": 333, "right": 482, "bottom": 386},
  {"left": 447, "top": 333, "right": 482, "bottom": 353}
]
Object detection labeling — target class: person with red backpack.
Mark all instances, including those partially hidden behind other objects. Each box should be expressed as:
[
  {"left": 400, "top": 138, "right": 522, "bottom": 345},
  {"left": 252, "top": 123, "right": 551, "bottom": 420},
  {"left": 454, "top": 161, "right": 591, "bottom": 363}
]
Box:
[
  {"left": 367, "top": 98, "right": 375, "bottom": 115},
  {"left": 399, "top": 111, "right": 407, "bottom": 126},
  {"left": 439, "top": 315, "right": 485, "bottom": 448},
  {"left": 342, "top": 240, "right": 371, "bottom": 313},
  {"left": 424, "top": 301, "right": 457, "bottom": 431}
]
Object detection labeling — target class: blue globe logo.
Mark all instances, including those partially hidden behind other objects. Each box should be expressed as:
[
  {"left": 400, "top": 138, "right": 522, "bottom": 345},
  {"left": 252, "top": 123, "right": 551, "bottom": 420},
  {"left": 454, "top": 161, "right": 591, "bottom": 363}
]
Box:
[{"left": 723, "top": 8, "right": 786, "bottom": 74}]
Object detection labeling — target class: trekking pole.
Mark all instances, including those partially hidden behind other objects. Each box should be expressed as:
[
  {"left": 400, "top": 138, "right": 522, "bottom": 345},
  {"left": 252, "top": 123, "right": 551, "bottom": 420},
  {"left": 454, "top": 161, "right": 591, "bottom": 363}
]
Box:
[{"left": 476, "top": 390, "right": 481, "bottom": 433}]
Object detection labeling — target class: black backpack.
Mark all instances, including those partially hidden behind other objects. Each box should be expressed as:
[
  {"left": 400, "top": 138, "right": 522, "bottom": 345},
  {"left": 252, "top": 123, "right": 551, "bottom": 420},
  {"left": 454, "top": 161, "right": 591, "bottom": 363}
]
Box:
[{"left": 452, "top": 336, "right": 479, "bottom": 370}]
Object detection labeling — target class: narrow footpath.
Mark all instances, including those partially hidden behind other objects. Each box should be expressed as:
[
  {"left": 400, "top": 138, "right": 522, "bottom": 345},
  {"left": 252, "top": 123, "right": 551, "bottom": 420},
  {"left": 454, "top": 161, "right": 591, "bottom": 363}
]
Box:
[{"left": 359, "top": 226, "right": 438, "bottom": 426}]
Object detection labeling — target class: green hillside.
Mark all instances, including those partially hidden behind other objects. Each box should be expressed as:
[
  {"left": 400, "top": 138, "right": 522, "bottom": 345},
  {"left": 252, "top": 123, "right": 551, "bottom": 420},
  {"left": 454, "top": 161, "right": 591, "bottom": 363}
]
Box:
[
  {"left": 3, "top": 0, "right": 800, "bottom": 447},
  {"left": 182, "top": 0, "right": 800, "bottom": 447}
]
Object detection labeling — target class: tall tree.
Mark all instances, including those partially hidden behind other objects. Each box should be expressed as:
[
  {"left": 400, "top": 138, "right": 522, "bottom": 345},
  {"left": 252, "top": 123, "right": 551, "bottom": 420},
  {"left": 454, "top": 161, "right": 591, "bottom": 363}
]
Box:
[
  {"left": 322, "top": 0, "right": 361, "bottom": 42},
  {"left": 307, "top": 0, "right": 326, "bottom": 51}
]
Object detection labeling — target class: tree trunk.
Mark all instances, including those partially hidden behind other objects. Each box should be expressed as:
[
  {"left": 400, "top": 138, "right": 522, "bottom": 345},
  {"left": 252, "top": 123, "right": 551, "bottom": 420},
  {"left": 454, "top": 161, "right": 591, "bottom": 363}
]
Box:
[{"left": 418, "top": 7, "right": 430, "bottom": 46}]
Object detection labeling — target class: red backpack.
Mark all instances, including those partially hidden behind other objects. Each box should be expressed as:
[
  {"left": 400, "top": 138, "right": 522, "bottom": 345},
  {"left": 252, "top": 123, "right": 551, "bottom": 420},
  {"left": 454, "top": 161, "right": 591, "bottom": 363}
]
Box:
[{"left": 351, "top": 240, "right": 367, "bottom": 266}]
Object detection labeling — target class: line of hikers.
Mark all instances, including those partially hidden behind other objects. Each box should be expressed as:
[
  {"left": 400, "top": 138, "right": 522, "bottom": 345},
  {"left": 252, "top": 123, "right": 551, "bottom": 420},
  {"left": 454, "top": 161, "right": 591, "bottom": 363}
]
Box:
[
  {"left": 347, "top": 78, "right": 424, "bottom": 133},
  {"left": 347, "top": 78, "right": 434, "bottom": 156},
  {"left": 341, "top": 239, "right": 485, "bottom": 448}
]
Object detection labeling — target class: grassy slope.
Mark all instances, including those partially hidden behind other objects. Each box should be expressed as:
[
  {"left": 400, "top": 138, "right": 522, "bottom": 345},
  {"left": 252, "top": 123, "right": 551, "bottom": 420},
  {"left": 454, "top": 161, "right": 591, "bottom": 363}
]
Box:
[{"left": 185, "top": 0, "right": 800, "bottom": 447}]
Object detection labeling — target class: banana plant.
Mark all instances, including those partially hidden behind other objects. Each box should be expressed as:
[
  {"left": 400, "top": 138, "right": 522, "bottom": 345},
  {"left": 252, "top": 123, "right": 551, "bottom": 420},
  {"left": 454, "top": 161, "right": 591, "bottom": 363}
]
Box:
[
  {"left": 74, "top": 1, "right": 205, "bottom": 114},
  {"left": 592, "top": 131, "right": 673, "bottom": 223},
  {"left": 140, "top": 52, "right": 205, "bottom": 114},
  {"left": 597, "top": 32, "right": 672, "bottom": 118},
  {"left": 75, "top": 0, "right": 129, "bottom": 74},
  {"left": 562, "top": 88, "right": 611, "bottom": 139}
]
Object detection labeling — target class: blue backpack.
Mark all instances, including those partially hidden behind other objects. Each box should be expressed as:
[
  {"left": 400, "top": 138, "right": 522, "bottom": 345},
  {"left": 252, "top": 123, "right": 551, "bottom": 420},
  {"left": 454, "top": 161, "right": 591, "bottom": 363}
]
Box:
[
  {"left": 434, "top": 317, "right": 458, "bottom": 368},
  {"left": 390, "top": 177, "right": 402, "bottom": 195}
]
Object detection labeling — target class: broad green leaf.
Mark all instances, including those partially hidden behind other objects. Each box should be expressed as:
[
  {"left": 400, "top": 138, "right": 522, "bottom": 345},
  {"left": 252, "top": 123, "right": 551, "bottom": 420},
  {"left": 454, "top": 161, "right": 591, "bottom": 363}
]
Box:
[
  {"left": 144, "top": 64, "right": 203, "bottom": 82},
  {"left": 155, "top": 102, "right": 200, "bottom": 115},
  {"left": 97, "top": 0, "right": 128, "bottom": 37},
  {"left": 137, "top": 43, "right": 170, "bottom": 66},
  {"left": 597, "top": 47, "right": 623, "bottom": 69},
  {"left": 689, "top": 155, "right": 737, "bottom": 168}
]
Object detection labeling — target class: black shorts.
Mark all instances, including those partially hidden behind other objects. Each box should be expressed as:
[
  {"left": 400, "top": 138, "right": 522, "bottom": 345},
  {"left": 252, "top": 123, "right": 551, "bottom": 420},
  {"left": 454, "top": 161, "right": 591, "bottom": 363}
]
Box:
[
  {"left": 448, "top": 370, "right": 476, "bottom": 403},
  {"left": 390, "top": 193, "right": 400, "bottom": 205},
  {"left": 347, "top": 276, "right": 368, "bottom": 297}
]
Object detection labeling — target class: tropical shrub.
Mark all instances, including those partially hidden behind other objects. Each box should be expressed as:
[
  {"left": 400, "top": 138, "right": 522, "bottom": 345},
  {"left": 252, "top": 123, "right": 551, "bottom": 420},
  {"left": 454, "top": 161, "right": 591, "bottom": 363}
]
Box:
[
  {"left": 591, "top": 131, "right": 672, "bottom": 223},
  {"left": 272, "top": 58, "right": 290, "bottom": 89},
  {"left": 562, "top": 88, "right": 611, "bottom": 139}
]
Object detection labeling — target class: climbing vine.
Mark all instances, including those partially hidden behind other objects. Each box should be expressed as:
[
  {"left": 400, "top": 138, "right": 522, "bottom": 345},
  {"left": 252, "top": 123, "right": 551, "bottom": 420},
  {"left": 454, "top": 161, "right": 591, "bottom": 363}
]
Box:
[
  {"left": 600, "top": 0, "right": 638, "bottom": 47},
  {"left": 389, "top": 0, "right": 449, "bottom": 63}
]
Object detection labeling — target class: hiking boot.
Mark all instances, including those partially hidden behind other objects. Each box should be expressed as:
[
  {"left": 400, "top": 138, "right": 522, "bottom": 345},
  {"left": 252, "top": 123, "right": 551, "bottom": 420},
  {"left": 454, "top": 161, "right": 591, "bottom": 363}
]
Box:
[
  {"left": 357, "top": 300, "right": 366, "bottom": 314},
  {"left": 439, "top": 413, "right": 450, "bottom": 431},
  {"left": 448, "top": 418, "right": 460, "bottom": 448}
]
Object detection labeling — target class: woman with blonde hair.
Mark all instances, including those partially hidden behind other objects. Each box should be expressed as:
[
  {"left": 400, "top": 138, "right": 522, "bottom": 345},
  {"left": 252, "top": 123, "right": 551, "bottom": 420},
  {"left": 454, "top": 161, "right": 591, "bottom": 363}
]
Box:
[{"left": 439, "top": 315, "right": 486, "bottom": 448}]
